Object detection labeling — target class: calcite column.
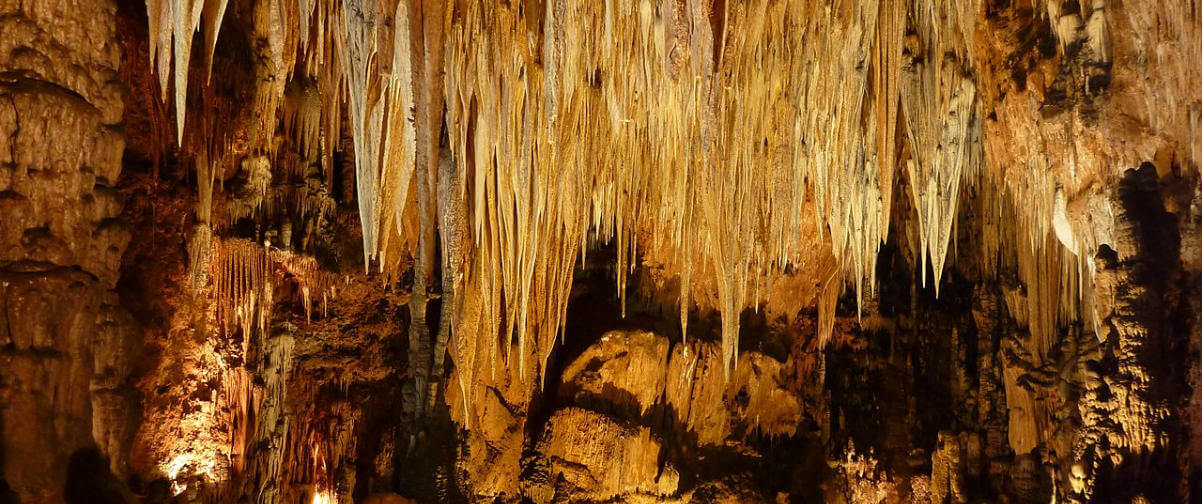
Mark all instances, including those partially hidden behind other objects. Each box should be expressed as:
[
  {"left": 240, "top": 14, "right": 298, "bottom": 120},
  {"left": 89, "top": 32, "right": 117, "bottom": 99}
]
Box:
[
  {"left": 971, "top": 285, "right": 1012, "bottom": 494},
  {"left": 0, "top": 0, "right": 128, "bottom": 500},
  {"left": 1186, "top": 182, "right": 1202, "bottom": 502},
  {"left": 247, "top": 325, "right": 295, "bottom": 503},
  {"left": 1073, "top": 166, "right": 1183, "bottom": 502}
]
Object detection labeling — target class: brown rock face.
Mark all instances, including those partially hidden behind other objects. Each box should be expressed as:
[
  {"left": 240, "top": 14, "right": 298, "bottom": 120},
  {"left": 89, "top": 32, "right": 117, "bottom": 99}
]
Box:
[
  {"left": 521, "top": 330, "right": 802, "bottom": 502},
  {"left": 523, "top": 407, "right": 679, "bottom": 504},
  {"left": 560, "top": 330, "right": 670, "bottom": 416},
  {"left": 0, "top": 0, "right": 131, "bottom": 500}
]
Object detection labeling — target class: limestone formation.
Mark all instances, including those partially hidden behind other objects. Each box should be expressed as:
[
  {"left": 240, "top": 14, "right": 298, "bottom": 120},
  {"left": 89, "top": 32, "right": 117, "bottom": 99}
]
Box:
[{"left": 0, "top": 0, "right": 1200, "bottom": 503}]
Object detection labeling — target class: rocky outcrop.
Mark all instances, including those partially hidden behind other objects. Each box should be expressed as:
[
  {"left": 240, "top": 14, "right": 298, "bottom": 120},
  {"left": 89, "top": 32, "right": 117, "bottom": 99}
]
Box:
[
  {"left": 559, "top": 330, "right": 802, "bottom": 448},
  {"left": 560, "top": 330, "right": 670, "bottom": 417},
  {"left": 929, "top": 431, "right": 980, "bottom": 504},
  {"left": 1065, "top": 166, "right": 1184, "bottom": 503},
  {"left": 523, "top": 408, "right": 679, "bottom": 504},
  {"left": 516, "top": 330, "right": 801, "bottom": 503}
]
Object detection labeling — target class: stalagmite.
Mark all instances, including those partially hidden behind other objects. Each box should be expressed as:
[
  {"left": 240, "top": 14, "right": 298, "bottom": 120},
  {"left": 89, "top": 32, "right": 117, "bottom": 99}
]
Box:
[
  {"left": 250, "top": 326, "right": 295, "bottom": 504},
  {"left": 430, "top": 143, "right": 459, "bottom": 414}
]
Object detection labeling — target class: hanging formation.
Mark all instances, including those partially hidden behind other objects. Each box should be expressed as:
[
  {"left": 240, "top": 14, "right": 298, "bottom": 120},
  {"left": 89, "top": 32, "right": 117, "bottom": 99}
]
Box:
[{"left": 144, "top": 0, "right": 1154, "bottom": 420}]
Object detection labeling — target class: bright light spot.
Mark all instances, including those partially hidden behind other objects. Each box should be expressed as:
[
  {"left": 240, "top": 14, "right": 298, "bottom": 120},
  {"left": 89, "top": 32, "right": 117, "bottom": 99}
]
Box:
[
  {"left": 171, "top": 479, "right": 188, "bottom": 497},
  {"left": 163, "top": 452, "right": 219, "bottom": 496},
  {"left": 312, "top": 489, "right": 336, "bottom": 504}
]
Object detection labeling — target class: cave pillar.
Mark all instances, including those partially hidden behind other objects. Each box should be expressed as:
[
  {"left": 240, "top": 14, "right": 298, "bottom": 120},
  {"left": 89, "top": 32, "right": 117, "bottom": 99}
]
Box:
[
  {"left": 1103, "top": 168, "right": 1181, "bottom": 495},
  {"left": 1186, "top": 182, "right": 1202, "bottom": 502},
  {"left": 0, "top": 0, "right": 128, "bottom": 500},
  {"left": 246, "top": 324, "right": 295, "bottom": 503},
  {"left": 1071, "top": 166, "right": 1185, "bottom": 502}
]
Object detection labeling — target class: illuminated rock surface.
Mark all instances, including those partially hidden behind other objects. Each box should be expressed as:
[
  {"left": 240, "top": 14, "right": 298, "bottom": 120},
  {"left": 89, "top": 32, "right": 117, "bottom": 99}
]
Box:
[{"left": 0, "top": 0, "right": 1200, "bottom": 502}]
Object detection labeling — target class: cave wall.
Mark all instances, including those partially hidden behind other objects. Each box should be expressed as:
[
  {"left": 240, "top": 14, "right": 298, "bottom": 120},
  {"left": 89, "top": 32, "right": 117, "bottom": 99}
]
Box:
[{"left": 0, "top": 0, "right": 136, "bottom": 501}]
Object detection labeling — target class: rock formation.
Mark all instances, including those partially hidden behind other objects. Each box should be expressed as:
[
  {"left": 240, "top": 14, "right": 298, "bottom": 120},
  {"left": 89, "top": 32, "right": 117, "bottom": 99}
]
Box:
[{"left": 0, "top": 0, "right": 1200, "bottom": 502}]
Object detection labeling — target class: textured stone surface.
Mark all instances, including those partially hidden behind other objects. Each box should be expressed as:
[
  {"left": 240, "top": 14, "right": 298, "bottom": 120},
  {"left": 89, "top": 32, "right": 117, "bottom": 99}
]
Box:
[
  {"left": 0, "top": 0, "right": 129, "bottom": 500},
  {"left": 523, "top": 407, "right": 678, "bottom": 504},
  {"left": 3, "top": 1, "right": 1202, "bottom": 503},
  {"left": 560, "top": 329, "right": 669, "bottom": 416}
]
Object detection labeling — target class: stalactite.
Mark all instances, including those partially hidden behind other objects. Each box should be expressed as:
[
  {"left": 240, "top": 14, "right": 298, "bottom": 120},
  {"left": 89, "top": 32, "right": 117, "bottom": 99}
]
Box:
[
  {"left": 873, "top": 0, "right": 905, "bottom": 246},
  {"left": 283, "top": 80, "right": 325, "bottom": 165},
  {"left": 900, "top": 0, "right": 982, "bottom": 295},
  {"left": 341, "top": 0, "right": 387, "bottom": 268},
  {"left": 302, "top": 0, "right": 348, "bottom": 184},
  {"left": 201, "top": 0, "right": 229, "bottom": 83},
  {"left": 249, "top": 0, "right": 299, "bottom": 156},
  {"left": 374, "top": 0, "right": 419, "bottom": 273},
  {"left": 211, "top": 238, "right": 273, "bottom": 337},
  {"left": 223, "top": 156, "right": 275, "bottom": 228},
  {"left": 145, "top": 0, "right": 206, "bottom": 144},
  {"left": 209, "top": 237, "right": 338, "bottom": 338},
  {"left": 170, "top": 0, "right": 202, "bottom": 142}
]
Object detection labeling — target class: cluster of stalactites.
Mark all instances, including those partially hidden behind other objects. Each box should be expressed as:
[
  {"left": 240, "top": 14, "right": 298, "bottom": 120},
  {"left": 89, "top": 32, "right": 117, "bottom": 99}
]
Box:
[
  {"left": 442, "top": 0, "right": 934, "bottom": 385},
  {"left": 146, "top": 0, "right": 228, "bottom": 144},
  {"left": 209, "top": 237, "right": 338, "bottom": 339},
  {"left": 975, "top": 0, "right": 1201, "bottom": 348},
  {"left": 443, "top": 0, "right": 582, "bottom": 394},
  {"left": 976, "top": 181, "right": 1099, "bottom": 361},
  {"left": 900, "top": 0, "right": 982, "bottom": 297},
  {"left": 149, "top": 0, "right": 350, "bottom": 209},
  {"left": 333, "top": 0, "right": 429, "bottom": 273},
  {"left": 149, "top": 0, "right": 985, "bottom": 386},
  {"left": 146, "top": 0, "right": 1159, "bottom": 398}
]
